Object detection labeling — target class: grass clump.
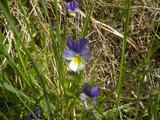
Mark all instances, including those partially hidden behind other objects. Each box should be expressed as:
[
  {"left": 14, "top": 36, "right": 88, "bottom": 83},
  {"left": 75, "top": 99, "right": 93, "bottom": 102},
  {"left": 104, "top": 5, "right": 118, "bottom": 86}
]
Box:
[{"left": 0, "top": 0, "right": 160, "bottom": 119}]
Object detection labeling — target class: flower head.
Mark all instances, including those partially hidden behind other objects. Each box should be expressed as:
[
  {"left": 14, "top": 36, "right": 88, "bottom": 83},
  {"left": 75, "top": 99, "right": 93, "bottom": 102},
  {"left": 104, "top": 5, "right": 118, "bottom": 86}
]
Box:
[
  {"left": 79, "top": 83, "right": 100, "bottom": 110},
  {"left": 65, "top": 1, "right": 80, "bottom": 17},
  {"left": 52, "top": 20, "right": 57, "bottom": 30},
  {"left": 63, "top": 38, "right": 91, "bottom": 72},
  {"left": 28, "top": 108, "right": 41, "bottom": 120}
]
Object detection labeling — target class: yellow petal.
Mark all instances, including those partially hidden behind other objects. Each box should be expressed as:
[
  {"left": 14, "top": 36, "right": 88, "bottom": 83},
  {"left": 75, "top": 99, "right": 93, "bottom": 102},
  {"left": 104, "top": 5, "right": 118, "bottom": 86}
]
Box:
[{"left": 70, "top": 12, "right": 76, "bottom": 17}]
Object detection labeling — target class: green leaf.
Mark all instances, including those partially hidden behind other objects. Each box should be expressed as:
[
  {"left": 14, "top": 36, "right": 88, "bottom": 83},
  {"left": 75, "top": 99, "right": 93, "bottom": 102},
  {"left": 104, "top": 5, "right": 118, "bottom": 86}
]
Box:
[
  {"left": 0, "top": 32, "right": 5, "bottom": 42},
  {"left": 80, "top": 1, "right": 93, "bottom": 38},
  {"left": 0, "top": 0, "right": 16, "bottom": 26},
  {"left": 0, "top": 82, "right": 35, "bottom": 103}
]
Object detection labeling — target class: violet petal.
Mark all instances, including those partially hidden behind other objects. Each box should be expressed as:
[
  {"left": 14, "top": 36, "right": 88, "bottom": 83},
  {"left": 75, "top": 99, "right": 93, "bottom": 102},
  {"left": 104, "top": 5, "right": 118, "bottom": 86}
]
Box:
[
  {"left": 74, "top": 2, "right": 79, "bottom": 8},
  {"left": 34, "top": 109, "right": 41, "bottom": 118},
  {"left": 64, "top": 2, "right": 71, "bottom": 9},
  {"left": 89, "top": 86, "right": 99, "bottom": 97},
  {"left": 83, "top": 83, "right": 90, "bottom": 96},
  {"left": 79, "top": 93, "right": 89, "bottom": 101},
  {"left": 74, "top": 9, "right": 80, "bottom": 14},
  {"left": 66, "top": 38, "right": 77, "bottom": 50},
  {"left": 80, "top": 47, "right": 91, "bottom": 60},
  {"left": 63, "top": 49, "right": 77, "bottom": 60},
  {"left": 28, "top": 108, "right": 41, "bottom": 120},
  {"left": 70, "top": 1, "right": 75, "bottom": 10},
  {"left": 76, "top": 38, "right": 89, "bottom": 52},
  {"left": 68, "top": 9, "right": 73, "bottom": 13}
]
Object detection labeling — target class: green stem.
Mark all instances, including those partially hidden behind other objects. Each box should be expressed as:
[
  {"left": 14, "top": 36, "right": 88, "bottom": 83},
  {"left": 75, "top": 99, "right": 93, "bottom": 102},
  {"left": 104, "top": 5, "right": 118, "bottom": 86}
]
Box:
[{"left": 116, "top": 0, "right": 132, "bottom": 118}]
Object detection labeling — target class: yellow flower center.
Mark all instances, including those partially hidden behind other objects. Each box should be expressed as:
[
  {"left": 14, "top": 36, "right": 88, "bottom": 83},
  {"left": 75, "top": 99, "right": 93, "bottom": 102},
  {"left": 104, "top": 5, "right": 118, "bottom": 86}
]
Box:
[
  {"left": 84, "top": 99, "right": 94, "bottom": 109},
  {"left": 73, "top": 55, "right": 82, "bottom": 64},
  {"left": 70, "top": 11, "right": 76, "bottom": 17},
  {"left": 86, "top": 99, "right": 93, "bottom": 106}
]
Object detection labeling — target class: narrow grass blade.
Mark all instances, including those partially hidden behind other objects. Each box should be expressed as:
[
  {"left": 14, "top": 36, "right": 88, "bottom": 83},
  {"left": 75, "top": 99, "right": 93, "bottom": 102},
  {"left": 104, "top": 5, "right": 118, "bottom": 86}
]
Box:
[
  {"left": 116, "top": 0, "right": 132, "bottom": 117},
  {"left": 80, "top": 1, "right": 93, "bottom": 38}
]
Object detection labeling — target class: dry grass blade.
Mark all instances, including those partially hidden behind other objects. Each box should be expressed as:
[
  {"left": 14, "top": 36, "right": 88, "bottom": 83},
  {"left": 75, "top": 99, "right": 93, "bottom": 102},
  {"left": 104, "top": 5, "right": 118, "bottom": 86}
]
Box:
[{"left": 80, "top": 11, "right": 138, "bottom": 50}]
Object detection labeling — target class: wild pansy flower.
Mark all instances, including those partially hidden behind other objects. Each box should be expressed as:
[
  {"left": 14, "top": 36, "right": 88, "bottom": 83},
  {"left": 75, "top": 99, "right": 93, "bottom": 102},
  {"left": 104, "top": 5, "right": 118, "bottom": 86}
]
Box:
[
  {"left": 52, "top": 20, "right": 57, "bottom": 30},
  {"left": 28, "top": 108, "right": 41, "bottom": 120},
  {"left": 65, "top": 0, "right": 80, "bottom": 17},
  {"left": 63, "top": 37, "right": 91, "bottom": 72},
  {"left": 79, "top": 83, "right": 100, "bottom": 110}
]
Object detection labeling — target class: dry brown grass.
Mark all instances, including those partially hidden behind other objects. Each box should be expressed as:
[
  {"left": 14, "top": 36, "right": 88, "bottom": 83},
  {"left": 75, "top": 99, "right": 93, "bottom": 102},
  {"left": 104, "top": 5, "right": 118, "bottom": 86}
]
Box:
[{"left": 74, "top": 0, "right": 160, "bottom": 118}]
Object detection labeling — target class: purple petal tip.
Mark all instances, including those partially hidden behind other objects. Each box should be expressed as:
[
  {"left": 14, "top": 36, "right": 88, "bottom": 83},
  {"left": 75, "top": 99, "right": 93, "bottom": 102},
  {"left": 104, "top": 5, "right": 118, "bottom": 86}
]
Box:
[{"left": 89, "top": 86, "right": 100, "bottom": 97}]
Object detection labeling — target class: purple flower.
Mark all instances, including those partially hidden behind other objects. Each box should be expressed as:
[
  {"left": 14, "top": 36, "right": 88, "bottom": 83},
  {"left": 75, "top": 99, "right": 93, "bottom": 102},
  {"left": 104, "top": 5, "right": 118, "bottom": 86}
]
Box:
[
  {"left": 28, "top": 108, "right": 41, "bottom": 120},
  {"left": 65, "top": 1, "right": 80, "bottom": 17},
  {"left": 63, "top": 38, "right": 91, "bottom": 72},
  {"left": 79, "top": 83, "right": 100, "bottom": 110},
  {"left": 52, "top": 20, "right": 57, "bottom": 30}
]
